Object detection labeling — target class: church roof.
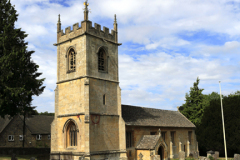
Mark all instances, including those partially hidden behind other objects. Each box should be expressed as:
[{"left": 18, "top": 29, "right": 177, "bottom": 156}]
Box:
[
  {"left": 121, "top": 105, "right": 195, "bottom": 128},
  {"left": 136, "top": 135, "right": 160, "bottom": 150}
]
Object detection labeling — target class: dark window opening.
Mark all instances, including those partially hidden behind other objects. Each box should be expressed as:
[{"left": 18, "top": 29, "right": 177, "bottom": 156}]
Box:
[
  {"left": 188, "top": 131, "right": 192, "bottom": 144},
  {"left": 8, "top": 135, "right": 14, "bottom": 141},
  {"left": 171, "top": 131, "right": 175, "bottom": 146},
  {"left": 69, "top": 49, "right": 76, "bottom": 71},
  {"left": 150, "top": 132, "right": 156, "bottom": 135},
  {"left": 103, "top": 94, "right": 106, "bottom": 105},
  {"left": 162, "top": 132, "right": 166, "bottom": 141},
  {"left": 129, "top": 151, "right": 132, "bottom": 157},
  {"left": 98, "top": 49, "right": 105, "bottom": 71},
  {"left": 126, "top": 132, "right": 132, "bottom": 148}
]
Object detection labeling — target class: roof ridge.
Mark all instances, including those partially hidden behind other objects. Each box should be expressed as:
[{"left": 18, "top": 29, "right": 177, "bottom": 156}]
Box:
[
  {"left": 177, "top": 111, "right": 196, "bottom": 127},
  {"left": 121, "top": 104, "right": 178, "bottom": 112}
]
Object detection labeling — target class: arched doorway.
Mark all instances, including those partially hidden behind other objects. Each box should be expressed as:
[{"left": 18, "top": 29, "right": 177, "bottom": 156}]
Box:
[{"left": 158, "top": 146, "right": 164, "bottom": 160}]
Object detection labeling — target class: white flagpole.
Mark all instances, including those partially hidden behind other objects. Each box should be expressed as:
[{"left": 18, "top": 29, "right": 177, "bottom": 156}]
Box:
[{"left": 219, "top": 81, "right": 227, "bottom": 160}]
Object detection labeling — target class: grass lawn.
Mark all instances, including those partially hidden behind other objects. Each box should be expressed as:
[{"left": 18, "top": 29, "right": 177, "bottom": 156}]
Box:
[{"left": 0, "top": 155, "right": 39, "bottom": 160}]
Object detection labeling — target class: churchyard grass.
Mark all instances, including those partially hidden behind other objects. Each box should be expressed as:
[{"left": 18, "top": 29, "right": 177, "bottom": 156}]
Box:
[{"left": 0, "top": 155, "right": 38, "bottom": 160}]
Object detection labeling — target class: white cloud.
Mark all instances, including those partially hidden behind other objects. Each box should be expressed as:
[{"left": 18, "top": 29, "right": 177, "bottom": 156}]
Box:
[
  {"left": 119, "top": 51, "right": 239, "bottom": 109},
  {"left": 7, "top": 0, "right": 240, "bottom": 112}
]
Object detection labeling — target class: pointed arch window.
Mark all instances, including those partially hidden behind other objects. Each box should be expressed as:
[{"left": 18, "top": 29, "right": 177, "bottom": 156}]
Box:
[
  {"left": 68, "top": 49, "right": 76, "bottom": 72},
  {"left": 98, "top": 48, "right": 107, "bottom": 72},
  {"left": 67, "top": 122, "right": 77, "bottom": 146}
]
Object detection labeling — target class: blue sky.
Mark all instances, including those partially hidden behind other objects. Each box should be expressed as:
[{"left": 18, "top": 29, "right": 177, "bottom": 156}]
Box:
[{"left": 11, "top": 0, "right": 240, "bottom": 112}]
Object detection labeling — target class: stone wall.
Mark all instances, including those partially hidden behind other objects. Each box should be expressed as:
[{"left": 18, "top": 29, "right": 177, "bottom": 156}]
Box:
[
  {"left": 126, "top": 126, "right": 197, "bottom": 160},
  {"left": 0, "top": 116, "right": 51, "bottom": 148},
  {"left": 0, "top": 147, "right": 50, "bottom": 155}
]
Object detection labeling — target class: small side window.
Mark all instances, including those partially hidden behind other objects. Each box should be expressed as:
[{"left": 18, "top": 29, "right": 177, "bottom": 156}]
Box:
[
  {"left": 150, "top": 132, "right": 156, "bottom": 135},
  {"left": 188, "top": 131, "right": 192, "bottom": 144},
  {"left": 8, "top": 135, "right": 14, "bottom": 141},
  {"left": 103, "top": 94, "right": 106, "bottom": 105},
  {"left": 171, "top": 131, "right": 175, "bottom": 146},
  {"left": 126, "top": 131, "right": 133, "bottom": 148},
  {"left": 36, "top": 134, "right": 42, "bottom": 140},
  {"left": 19, "top": 135, "right": 23, "bottom": 141}
]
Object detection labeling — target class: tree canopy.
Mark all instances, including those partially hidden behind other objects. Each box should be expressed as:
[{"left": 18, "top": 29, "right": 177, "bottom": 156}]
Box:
[
  {"left": 180, "top": 77, "right": 207, "bottom": 126},
  {"left": 0, "top": 0, "right": 45, "bottom": 118},
  {"left": 197, "top": 91, "right": 240, "bottom": 156}
]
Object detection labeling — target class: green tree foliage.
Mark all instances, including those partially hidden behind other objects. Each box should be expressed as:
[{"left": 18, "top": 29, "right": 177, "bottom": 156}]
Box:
[
  {"left": 197, "top": 91, "right": 240, "bottom": 156},
  {"left": 38, "top": 111, "right": 54, "bottom": 116},
  {"left": 180, "top": 77, "right": 207, "bottom": 126},
  {"left": 0, "top": 0, "right": 45, "bottom": 118}
]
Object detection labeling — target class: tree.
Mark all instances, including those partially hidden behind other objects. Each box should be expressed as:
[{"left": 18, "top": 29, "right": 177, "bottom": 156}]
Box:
[
  {"left": 39, "top": 111, "right": 54, "bottom": 116},
  {"left": 0, "top": 0, "right": 45, "bottom": 118},
  {"left": 197, "top": 92, "right": 240, "bottom": 157},
  {"left": 180, "top": 77, "right": 207, "bottom": 126}
]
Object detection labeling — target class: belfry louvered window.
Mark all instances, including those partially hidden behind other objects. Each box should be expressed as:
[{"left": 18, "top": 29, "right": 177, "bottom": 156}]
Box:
[
  {"left": 69, "top": 49, "right": 76, "bottom": 71},
  {"left": 98, "top": 49, "right": 105, "bottom": 71}
]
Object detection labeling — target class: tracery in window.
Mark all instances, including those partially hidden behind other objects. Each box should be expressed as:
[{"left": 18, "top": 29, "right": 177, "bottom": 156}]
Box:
[
  {"left": 126, "top": 131, "right": 132, "bottom": 148},
  {"left": 69, "top": 49, "right": 76, "bottom": 71},
  {"left": 67, "top": 122, "right": 77, "bottom": 147},
  {"left": 98, "top": 49, "right": 106, "bottom": 71}
]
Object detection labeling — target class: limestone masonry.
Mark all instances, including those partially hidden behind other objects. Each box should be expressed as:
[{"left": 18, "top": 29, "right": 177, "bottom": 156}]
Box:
[{"left": 50, "top": 1, "right": 199, "bottom": 160}]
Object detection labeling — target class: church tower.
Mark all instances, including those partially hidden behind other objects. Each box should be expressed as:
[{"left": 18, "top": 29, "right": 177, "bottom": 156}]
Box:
[{"left": 51, "top": 1, "right": 127, "bottom": 160}]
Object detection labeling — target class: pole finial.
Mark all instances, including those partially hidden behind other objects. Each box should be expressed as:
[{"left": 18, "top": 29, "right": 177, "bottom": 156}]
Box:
[{"left": 83, "top": 0, "right": 89, "bottom": 20}]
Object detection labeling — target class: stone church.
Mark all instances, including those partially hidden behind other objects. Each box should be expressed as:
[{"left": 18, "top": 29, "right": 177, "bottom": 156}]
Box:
[{"left": 50, "top": 1, "right": 198, "bottom": 160}]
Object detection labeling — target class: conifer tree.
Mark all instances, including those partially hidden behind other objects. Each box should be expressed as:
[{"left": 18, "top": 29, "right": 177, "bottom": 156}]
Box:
[
  {"left": 180, "top": 77, "right": 207, "bottom": 126},
  {"left": 0, "top": 0, "right": 45, "bottom": 118}
]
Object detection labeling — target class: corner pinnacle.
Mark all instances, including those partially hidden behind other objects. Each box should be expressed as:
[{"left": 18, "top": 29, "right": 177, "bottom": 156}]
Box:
[{"left": 58, "top": 14, "right": 61, "bottom": 23}]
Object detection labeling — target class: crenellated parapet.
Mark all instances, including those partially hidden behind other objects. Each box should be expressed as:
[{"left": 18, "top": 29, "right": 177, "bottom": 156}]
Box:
[
  {"left": 55, "top": 2, "right": 119, "bottom": 45},
  {"left": 57, "top": 20, "right": 118, "bottom": 44},
  {"left": 56, "top": 1, "right": 118, "bottom": 45}
]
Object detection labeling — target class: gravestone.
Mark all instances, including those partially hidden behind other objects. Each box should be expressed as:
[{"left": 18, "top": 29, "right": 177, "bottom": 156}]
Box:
[
  {"left": 234, "top": 154, "right": 240, "bottom": 160},
  {"left": 214, "top": 151, "right": 219, "bottom": 160},
  {"left": 193, "top": 151, "right": 199, "bottom": 159},
  {"left": 30, "top": 157, "right": 35, "bottom": 160},
  {"left": 207, "top": 150, "right": 215, "bottom": 159},
  {"left": 199, "top": 156, "right": 208, "bottom": 160},
  {"left": 179, "top": 151, "right": 185, "bottom": 160},
  {"left": 11, "top": 153, "right": 17, "bottom": 160},
  {"left": 151, "top": 155, "right": 160, "bottom": 160}
]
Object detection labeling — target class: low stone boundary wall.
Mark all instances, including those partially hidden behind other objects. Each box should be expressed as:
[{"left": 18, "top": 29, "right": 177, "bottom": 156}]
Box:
[{"left": 0, "top": 147, "right": 50, "bottom": 155}]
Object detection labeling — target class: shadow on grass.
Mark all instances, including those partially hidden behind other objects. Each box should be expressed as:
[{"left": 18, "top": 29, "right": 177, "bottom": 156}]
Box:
[{"left": 0, "top": 155, "right": 39, "bottom": 160}]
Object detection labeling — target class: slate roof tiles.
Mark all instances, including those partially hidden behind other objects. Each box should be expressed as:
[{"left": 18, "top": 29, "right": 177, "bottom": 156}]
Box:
[
  {"left": 121, "top": 105, "right": 195, "bottom": 128},
  {"left": 136, "top": 135, "right": 160, "bottom": 149}
]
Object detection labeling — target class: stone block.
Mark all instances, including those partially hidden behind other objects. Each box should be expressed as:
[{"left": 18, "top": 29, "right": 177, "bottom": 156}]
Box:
[
  {"left": 193, "top": 151, "right": 199, "bottom": 159},
  {"left": 151, "top": 155, "right": 160, "bottom": 160},
  {"left": 214, "top": 151, "right": 219, "bottom": 160},
  {"left": 11, "top": 154, "right": 17, "bottom": 160},
  {"left": 179, "top": 151, "right": 185, "bottom": 160},
  {"left": 207, "top": 150, "right": 215, "bottom": 159},
  {"left": 234, "top": 154, "right": 240, "bottom": 160}
]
